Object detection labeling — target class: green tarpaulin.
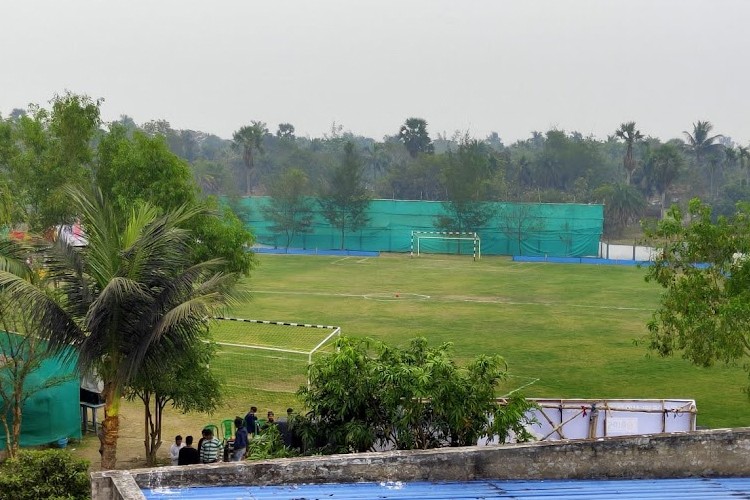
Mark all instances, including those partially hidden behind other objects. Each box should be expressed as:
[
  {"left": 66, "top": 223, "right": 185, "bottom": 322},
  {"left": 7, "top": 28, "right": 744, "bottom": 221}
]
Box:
[
  {"left": 0, "top": 333, "right": 81, "bottom": 449},
  {"left": 242, "top": 198, "right": 603, "bottom": 257}
]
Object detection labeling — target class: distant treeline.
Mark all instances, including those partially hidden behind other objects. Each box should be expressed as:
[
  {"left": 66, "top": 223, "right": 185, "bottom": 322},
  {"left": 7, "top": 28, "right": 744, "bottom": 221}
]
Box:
[{"left": 2, "top": 96, "right": 748, "bottom": 238}]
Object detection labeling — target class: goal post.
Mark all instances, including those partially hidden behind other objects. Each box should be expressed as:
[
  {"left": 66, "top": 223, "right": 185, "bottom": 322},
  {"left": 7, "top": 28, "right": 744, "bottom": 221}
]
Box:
[
  {"left": 410, "top": 231, "right": 481, "bottom": 261},
  {"left": 207, "top": 317, "right": 341, "bottom": 394}
]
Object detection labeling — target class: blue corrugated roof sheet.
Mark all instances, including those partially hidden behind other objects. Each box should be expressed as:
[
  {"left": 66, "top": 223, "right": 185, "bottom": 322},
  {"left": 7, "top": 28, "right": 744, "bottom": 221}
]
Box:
[{"left": 142, "top": 477, "right": 750, "bottom": 499}]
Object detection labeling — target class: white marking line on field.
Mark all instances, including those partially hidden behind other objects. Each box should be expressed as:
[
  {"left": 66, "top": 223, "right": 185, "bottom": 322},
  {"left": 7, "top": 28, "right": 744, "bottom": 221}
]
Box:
[
  {"left": 331, "top": 256, "right": 354, "bottom": 264},
  {"left": 463, "top": 299, "right": 649, "bottom": 311},
  {"left": 250, "top": 290, "right": 649, "bottom": 311}
]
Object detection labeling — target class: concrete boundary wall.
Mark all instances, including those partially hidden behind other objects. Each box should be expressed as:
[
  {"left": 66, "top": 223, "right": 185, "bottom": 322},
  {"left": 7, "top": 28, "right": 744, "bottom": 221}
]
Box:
[{"left": 91, "top": 428, "right": 750, "bottom": 500}]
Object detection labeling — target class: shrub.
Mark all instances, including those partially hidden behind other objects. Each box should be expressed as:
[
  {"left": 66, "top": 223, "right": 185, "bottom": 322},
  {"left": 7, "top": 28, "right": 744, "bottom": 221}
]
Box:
[{"left": 0, "top": 449, "right": 90, "bottom": 500}]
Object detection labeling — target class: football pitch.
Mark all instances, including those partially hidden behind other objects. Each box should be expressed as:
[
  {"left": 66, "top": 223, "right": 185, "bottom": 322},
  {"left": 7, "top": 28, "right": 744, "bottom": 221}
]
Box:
[{"left": 214, "top": 253, "right": 750, "bottom": 429}]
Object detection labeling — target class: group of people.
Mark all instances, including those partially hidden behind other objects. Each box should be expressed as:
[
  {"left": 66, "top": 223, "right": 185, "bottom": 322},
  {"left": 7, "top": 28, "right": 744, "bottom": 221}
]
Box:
[{"left": 168, "top": 407, "right": 295, "bottom": 466}]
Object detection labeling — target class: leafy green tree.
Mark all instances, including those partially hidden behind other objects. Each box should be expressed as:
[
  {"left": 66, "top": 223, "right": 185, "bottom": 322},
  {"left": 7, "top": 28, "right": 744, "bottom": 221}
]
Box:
[
  {"left": 497, "top": 204, "right": 545, "bottom": 256},
  {"left": 0, "top": 187, "right": 239, "bottom": 469},
  {"left": 0, "top": 450, "right": 90, "bottom": 500},
  {"left": 643, "top": 143, "right": 684, "bottom": 219},
  {"left": 319, "top": 142, "right": 371, "bottom": 249},
  {"left": 297, "top": 336, "right": 535, "bottom": 454},
  {"left": 0, "top": 240, "right": 70, "bottom": 458},
  {"left": 232, "top": 121, "right": 268, "bottom": 194},
  {"left": 591, "top": 183, "right": 645, "bottom": 237},
  {"left": 5, "top": 94, "right": 101, "bottom": 231},
  {"left": 683, "top": 121, "right": 724, "bottom": 197},
  {"left": 126, "top": 337, "right": 223, "bottom": 466},
  {"left": 645, "top": 199, "right": 750, "bottom": 396},
  {"left": 276, "top": 123, "right": 295, "bottom": 139},
  {"left": 615, "top": 122, "right": 644, "bottom": 185},
  {"left": 262, "top": 169, "right": 314, "bottom": 249},
  {"left": 96, "top": 124, "right": 255, "bottom": 275},
  {"left": 436, "top": 138, "right": 497, "bottom": 234},
  {"left": 398, "top": 118, "right": 434, "bottom": 158}
]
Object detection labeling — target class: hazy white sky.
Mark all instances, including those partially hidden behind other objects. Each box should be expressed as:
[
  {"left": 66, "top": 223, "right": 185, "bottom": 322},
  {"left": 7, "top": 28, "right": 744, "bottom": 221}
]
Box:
[{"left": 2, "top": 0, "right": 748, "bottom": 144}]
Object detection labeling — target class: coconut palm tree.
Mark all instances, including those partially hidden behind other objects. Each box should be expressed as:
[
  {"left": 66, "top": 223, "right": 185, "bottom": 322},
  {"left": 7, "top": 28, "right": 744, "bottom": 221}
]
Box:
[
  {"left": 0, "top": 187, "right": 238, "bottom": 469},
  {"left": 683, "top": 121, "right": 724, "bottom": 196},
  {"left": 231, "top": 121, "right": 268, "bottom": 195},
  {"left": 615, "top": 122, "right": 644, "bottom": 185},
  {"left": 644, "top": 144, "right": 684, "bottom": 219}
]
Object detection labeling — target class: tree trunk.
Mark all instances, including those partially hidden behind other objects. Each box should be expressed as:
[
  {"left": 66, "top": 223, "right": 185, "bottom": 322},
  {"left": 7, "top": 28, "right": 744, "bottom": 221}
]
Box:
[
  {"left": 11, "top": 388, "right": 21, "bottom": 457},
  {"left": 1, "top": 416, "right": 13, "bottom": 459},
  {"left": 660, "top": 190, "right": 667, "bottom": 220},
  {"left": 101, "top": 382, "right": 121, "bottom": 470}
]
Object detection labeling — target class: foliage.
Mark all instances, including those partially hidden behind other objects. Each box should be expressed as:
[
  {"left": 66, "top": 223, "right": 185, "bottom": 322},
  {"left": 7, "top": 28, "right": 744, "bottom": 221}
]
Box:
[
  {"left": 592, "top": 183, "right": 645, "bottom": 237},
  {"left": 497, "top": 204, "right": 546, "bottom": 256},
  {"left": 645, "top": 199, "right": 750, "bottom": 397},
  {"left": 0, "top": 187, "right": 240, "bottom": 469},
  {"left": 643, "top": 143, "right": 684, "bottom": 218},
  {"left": 245, "top": 424, "right": 296, "bottom": 460},
  {"left": 95, "top": 125, "right": 196, "bottom": 220},
  {"left": 126, "top": 336, "right": 223, "bottom": 466},
  {"left": 319, "top": 142, "right": 371, "bottom": 249},
  {"left": 0, "top": 449, "right": 90, "bottom": 500},
  {"left": 615, "top": 122, "right": 644, "bottom": 185},
  {"left": 232, "top": 121, "right": 268, "bottom": 194},
  {"left": 3, "top": 93, "right": 101, "bottom": 230},
  {"left": 398, "top": 117, "right": 434, "bottom": 158},
  {"left": 297, "top": 336, "right": 535, "bottom": 454},
  {"left": 262, "top": 169, "right": 315, "bottom": 248},
  {"left": 437, "top": 138, "right": 498, "bottom": 233},
  {"left": 0, "top": 240, "right": 70, "bottom": 457}
]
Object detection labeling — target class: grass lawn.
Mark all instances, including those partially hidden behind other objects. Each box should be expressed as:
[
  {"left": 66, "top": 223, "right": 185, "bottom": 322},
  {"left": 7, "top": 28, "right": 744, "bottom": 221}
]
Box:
[
  {"left": 222, "top": 253, "right": 750, "bottom": 429},
  {"left": 72, "top": 252, "right": 750, "bottom": 470}
]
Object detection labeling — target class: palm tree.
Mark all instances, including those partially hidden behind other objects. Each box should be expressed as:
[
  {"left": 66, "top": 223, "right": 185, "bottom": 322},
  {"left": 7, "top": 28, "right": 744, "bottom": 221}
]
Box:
[
  {"left": 738, "top": 145, "right": 750, "bottom": 182},
  {"left": 0, "top": 187, "right": 238, "bottom": 469},
  {"left": 683, "top": 121, "right": 723, "bottom": 196},
  {"left": 644, "top": 144, "right": 684, "bottom": 219},
  {"left": 615, "top": 122, "right": 644, "bottom": 185},
  {"left": 231, "top": 121, "right": 268, "bottom": 195}
]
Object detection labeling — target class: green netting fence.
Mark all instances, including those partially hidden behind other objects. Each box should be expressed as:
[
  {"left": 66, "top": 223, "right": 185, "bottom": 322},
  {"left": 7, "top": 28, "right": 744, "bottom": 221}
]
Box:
[
  {"left": 241, "top": 198, "right": 603, "bottom": 257},
  {"left": 0, "top": 332, "right": 81, "bottom": 450}
]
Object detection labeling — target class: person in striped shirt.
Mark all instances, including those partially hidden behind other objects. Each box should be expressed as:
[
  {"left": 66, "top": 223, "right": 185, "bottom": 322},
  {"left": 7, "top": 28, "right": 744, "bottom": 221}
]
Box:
[{"left": 198, "top": 428, "right": 221, "bottom": 464}]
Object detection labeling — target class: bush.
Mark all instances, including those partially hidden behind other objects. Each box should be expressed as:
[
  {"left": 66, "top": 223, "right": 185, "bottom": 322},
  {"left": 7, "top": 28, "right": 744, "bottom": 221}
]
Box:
[
  {"left": 0, "top": 449, "right": 90, "bottom": 500},
  {"left": 297, "top": 336, "right": 536, "bottom": 454}
]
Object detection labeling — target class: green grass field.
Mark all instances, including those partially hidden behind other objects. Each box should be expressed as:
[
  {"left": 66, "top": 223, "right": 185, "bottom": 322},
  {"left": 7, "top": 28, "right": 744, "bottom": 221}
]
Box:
[{"left": 211, "top": 253, "right": 750, "bottom": 429}]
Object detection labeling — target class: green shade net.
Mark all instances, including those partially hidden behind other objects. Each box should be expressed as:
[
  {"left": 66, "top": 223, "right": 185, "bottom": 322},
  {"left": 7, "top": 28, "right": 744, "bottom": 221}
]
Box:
[
  {"left": 241, "top": 198, "right": 603, "bottom": 257},
  {"left": 0, "top": 333, "right": 81, "bottom": 449}
]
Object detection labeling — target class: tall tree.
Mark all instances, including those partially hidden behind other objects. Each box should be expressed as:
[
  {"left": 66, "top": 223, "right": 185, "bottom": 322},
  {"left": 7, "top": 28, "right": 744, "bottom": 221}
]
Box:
[
  {"left": 398, "top": 118, "right": 434, "bottom": 158},
  {"left": 683, "top": 121, "right": 723, "bottom": 197},
  {"left": 126, "top": 337, "right": 222, "bottom": 466},
  {"left": 436, "top": 138, "right": 496, "bottom": 234},
  {"left": 645, "top": 199, "right": 750, "bottom": 396},
  {"left": 319, "top": 142, "right": 371, "bottom": 249},
  {"left": 232, "top": 121, "right": 268, "bottom": 194},
  {"left": 276, "top": 123, "right": 295, "bottom": 139},
  {"left": 0, "top": 188, "right": 239, "bottom": 469},
  {"left": 591, "top": 183, "right": 645, "bottom": 237},
  {"left": 497, "top": 204, "right": 545, "bottom": 256},
  {"left": 615, "top": 122, "right": 644, "bottom": 185},
  {"left": 262, "top": 169, "right": 314, "bottom": 249},
  {"left": 643, "top": 143, "right": 684, "bottom": 219}
]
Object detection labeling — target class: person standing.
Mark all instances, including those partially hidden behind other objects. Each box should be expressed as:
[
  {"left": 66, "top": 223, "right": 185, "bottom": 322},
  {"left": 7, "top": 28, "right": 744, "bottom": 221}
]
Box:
[
  {"left": 244, "top": 406, "right": 258, "bottom": 435},
  {"left": 178, "top": 436, "right": 200, "bottom": 465},
  {"left": 169, "top": 435, "right": 184, "bottom": 466},
  {"left": 199, "top": 428, "right": 221, "bottom": 464},
  {"left": 231, "top": 417, "right": 248, "bottom": 461}
]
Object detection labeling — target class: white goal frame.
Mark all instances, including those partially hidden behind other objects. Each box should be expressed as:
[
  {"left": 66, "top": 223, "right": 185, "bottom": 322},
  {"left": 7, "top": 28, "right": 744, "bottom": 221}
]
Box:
[{"left": 410, "top": 231, "right": 481, "bottom": 261}]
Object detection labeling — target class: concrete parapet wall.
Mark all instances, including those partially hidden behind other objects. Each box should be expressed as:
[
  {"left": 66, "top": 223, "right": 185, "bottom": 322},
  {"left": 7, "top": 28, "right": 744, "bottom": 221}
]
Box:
[{"left": 91, "top": 428, "right": 750, "bottom": 499}]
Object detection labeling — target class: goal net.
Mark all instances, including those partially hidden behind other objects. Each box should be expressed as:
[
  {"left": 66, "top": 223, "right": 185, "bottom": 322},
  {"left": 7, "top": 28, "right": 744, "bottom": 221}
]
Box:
[
  {"left": 410, "top": 231, "right": 481, "bottom": 260},
  {"left": 207, "top": 317, "right": 341, "bottom": 394}
]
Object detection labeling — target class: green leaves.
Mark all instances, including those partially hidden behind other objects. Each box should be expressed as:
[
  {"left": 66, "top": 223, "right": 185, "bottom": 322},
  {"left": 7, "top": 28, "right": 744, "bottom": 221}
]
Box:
[
  {"left": 298, "top": 336, "right": 535, "bottom": 453},
  {"left": 646, "top": 198, "right": 750, "bottom": 395}
]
